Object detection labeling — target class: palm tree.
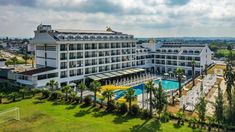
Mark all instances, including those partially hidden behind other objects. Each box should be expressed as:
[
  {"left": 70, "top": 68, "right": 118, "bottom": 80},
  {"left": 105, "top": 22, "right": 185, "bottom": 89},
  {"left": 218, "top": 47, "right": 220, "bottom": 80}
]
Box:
[
  {"left": 214, "top": 84, "right": 224, "bottom": 132},
  {"left": 99, "top": 96, "right": 105, "bottom": 108},
  {"left": 102, "top": 89, "right": 114, "bottom": 104},
  {"left": 77, "top": 82, "right": 87, "bottom": 103},
  {"left": 153, "top": 81, "right": 168, "bottom": 118},
  {"left": 224, "top": 58, "right": 235, "bottom": 108},
  {"left": 11, "top": 56, "right": 18, "bottom": 67},
  {"left": 145, "top": 80, "right": 155, "bottom": 117},
  {"left": 19, "top": 87, "right": 28, "bottom": 99},
  {"left": 22, "top": 54, "right": 29, "bottom": 65},
  {"left": 207, "top": 116, "right": 215, "bottom": 132},
  {"left": 124, "top": 88, "right": 136, "bottom": 112},
  {"left": 89, "top": 81, "right": 101, "bottom": 106},
  {"left": 70, "top": 91, "right": 77, "bottom": 102},
  {"left": 176, "top": 68, "right": 184, "bottom": 97},
  {"left": 191, "top": 60, "right": 196, "bottom": 86},
  {"left": 61, "top": 85, "right": 72, "bottom": 101},
  {"left": 197, "top": 96, "right": 207, "bottom": 129},
  {"left": 46, "top": 80, "right": 59, "bottom": 91}
]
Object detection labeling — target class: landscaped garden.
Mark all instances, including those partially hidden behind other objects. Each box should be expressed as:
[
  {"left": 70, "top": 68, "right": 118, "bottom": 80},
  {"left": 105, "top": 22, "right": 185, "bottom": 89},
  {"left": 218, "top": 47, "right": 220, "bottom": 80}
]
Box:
[{"left": 0, "top": 98, "right": 195, "bottom": 132}]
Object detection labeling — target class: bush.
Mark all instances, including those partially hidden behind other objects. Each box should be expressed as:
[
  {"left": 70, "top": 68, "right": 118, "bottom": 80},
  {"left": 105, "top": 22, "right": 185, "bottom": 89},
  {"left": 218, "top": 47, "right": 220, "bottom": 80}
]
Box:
[
  {"left": 161, "top": 112, "right": 171, "bottom": 123},
  {"left": 48, "top": 91, "right": 63, "bottom": 101},
  {"left": 141, "top": 109, "right": 150, "bottom": 119},
  {"left": 107, "top": 101, "right": 116, "bottom": 112},
  {"left": 74, "top": 96, "right": 80, "bottom": 104},
  {"left": 84, "top": 96, "right": 92, "bottom": 106},
  {"left": 41, "top": 89, "right": 50, "bottom": 99},
  {"left": 118, "top": 103, "right": 128, "bottom": 114},
  {"left": 131, "top": 104, "right": 139, "bottom": 116},
  {"left": 31, "top": 88, "right": 42, "bottom": 96}
]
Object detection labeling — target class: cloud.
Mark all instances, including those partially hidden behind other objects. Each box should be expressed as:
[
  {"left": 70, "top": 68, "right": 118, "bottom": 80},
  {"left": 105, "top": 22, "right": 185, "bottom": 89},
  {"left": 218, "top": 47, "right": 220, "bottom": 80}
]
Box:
[{"left": 0, "top": 0, "right": 235, "bottom": 37}]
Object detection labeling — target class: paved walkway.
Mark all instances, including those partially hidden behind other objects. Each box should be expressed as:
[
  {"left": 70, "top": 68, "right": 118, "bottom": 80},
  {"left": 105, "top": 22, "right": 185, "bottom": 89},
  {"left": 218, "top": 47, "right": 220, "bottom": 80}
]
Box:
[{"left": 206, "top": 79, "right": 226, "bottom": 116}]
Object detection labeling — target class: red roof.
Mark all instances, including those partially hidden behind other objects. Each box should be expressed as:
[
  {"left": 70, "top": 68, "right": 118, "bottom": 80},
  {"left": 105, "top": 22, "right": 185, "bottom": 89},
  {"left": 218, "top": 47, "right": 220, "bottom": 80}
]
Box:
[{"left": 19, "top": 67, "right": 56, "bottom": 75}]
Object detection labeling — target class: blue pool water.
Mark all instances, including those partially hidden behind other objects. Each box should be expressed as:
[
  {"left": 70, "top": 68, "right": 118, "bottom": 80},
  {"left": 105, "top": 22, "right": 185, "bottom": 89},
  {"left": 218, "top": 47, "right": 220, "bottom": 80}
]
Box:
[{"left": 114, "top": 79, "right": 179, "bottom": 100}]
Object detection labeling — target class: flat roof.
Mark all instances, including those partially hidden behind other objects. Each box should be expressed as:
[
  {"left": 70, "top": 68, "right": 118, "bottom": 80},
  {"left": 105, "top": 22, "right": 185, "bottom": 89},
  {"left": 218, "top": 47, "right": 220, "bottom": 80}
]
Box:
[
  {"left": 19, "top": 67, "right": 56, "bottom": 76},
  {"left": 55, "top": 29, "right": 114, "bottom": 34},
  {"left": 87, "top": 68, "right": 145, "bottom": 81}
]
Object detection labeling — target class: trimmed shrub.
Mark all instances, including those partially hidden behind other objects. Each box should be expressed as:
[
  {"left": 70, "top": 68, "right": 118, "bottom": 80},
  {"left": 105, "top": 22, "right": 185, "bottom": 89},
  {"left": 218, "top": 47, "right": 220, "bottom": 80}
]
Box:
[
  {"left": 48, "top": 91, "right": 63, "bottom": 100},
  {"left": 107, "top": 101, "right": 116, "bottom": 112},
  {"left": 31, "top": 89, "right": 42, "bottom": 96},
  {"left": 84, "top": 96, "right": 92, "bottom": 106},
  {"left": 118, "top": 103, "right": 128, "bottom": 114},
  {"left": 161, "top": 112, "right": 171, "bottom": 123},
  {"left": 74, "top": 96, "right": 80, "bottom": 104},
  {"left": 41, "top": 89, "right": 50, "bottom": 99},
  {"left": 130, "top": 104, "right": 139, "bottom": 116},
  {"left": 141, "top": 109, "right": 150, "bottom": 119}
]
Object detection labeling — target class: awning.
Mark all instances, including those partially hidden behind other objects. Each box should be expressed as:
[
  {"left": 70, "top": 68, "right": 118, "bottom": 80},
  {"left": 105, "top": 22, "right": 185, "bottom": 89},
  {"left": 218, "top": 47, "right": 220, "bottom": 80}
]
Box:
[
  {"left": 118, "top": 71, "right": 129, "bottom": 75},
  {"left": 87, "top": 68, "right": 145, "bottom": 80},
  {"left": 95, "top": 74, "right": 109, "bottom": 79},
  {"left": 110, "top": 71, "right": 123, "bottom": 76},
  {"left": 87, "top": 75, "right": 102, "bottom": 81},
  {"left": 103, "top": 72, "right": 116, "bottom": 78}
]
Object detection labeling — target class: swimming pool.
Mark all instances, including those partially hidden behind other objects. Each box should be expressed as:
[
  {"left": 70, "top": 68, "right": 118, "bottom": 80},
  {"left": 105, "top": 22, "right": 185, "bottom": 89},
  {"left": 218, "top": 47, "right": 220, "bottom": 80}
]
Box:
[{"left": 114, "top": 79, "right": 179, "bottom": 100}]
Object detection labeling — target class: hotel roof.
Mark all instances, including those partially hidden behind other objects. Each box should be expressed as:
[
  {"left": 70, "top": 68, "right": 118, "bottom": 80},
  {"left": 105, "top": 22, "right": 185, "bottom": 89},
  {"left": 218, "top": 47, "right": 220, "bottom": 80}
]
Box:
[{"left": 54, "top": 29, "right": 115, "bottom": 34}]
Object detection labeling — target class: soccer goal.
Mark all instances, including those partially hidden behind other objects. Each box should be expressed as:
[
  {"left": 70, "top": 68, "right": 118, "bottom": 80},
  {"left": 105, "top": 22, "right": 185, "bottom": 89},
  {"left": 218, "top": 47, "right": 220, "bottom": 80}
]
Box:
[{"left": 0, "top": 107, "right": 20, "bottom": 124}]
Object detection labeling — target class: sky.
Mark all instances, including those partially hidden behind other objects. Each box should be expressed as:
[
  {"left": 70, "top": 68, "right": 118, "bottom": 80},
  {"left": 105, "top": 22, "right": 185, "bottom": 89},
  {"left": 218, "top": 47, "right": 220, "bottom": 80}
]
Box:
[{"left": 0, "top": 0, "right": 235, "bottom": 38}]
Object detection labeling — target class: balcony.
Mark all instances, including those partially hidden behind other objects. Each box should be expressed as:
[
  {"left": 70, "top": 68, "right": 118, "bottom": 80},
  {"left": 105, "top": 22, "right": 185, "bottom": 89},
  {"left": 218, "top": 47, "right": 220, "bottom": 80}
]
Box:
[
  {"left": 69, "top": 56, "right": 76, "bottom": 59},
  {"left": 60, "top": 57, "right": 67, "bottom": 60}
]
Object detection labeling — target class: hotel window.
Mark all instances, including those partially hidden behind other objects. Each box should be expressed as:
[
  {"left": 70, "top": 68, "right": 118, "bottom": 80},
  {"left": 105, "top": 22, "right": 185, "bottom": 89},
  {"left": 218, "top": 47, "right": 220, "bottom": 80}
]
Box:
[{"left": 60, "top": 44, "right": 67, "bottom": 51}]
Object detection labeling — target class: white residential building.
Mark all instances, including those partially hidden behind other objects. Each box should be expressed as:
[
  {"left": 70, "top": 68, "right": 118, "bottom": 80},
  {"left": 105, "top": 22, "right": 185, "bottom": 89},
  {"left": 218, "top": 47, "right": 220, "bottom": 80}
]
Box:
[
  {"left": 17, "top": 24, "right": 137, "bottom": 88},
  {"left": 139, "top": 41, "right": 213, "bottom": 76},
  {"left": 16, "top": 25, "right": 213, "bottom": 88}
]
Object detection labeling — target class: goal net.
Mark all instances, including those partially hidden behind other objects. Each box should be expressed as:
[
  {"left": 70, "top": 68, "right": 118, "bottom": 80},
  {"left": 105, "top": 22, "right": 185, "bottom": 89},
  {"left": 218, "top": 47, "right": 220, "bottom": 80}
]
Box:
[{"left": 0, "top": 107, "right": 20, "bottom": 124}]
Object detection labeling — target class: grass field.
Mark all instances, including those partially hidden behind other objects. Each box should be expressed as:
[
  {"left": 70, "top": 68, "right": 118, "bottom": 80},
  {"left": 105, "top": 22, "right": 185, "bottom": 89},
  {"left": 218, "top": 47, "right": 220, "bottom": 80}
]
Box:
[{"left": 0, "top": 98, "right": 198, "bottom": 132}]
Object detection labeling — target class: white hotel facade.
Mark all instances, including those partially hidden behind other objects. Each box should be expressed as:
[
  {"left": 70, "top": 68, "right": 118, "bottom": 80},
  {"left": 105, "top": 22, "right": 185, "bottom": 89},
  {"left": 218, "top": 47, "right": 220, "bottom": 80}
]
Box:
[{"left": 17, "top": 25, "right": 213, "bottom": 88}]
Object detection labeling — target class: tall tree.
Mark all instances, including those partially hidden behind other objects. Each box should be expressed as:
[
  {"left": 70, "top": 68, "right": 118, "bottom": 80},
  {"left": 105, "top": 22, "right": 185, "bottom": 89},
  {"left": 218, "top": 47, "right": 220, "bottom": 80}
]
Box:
[
  {"left": 145, "top": 80, "right": 155, "bottom": 117},
  {"left": 102, "top": 89, "right": 114, "bottom": 104},
  {"left": 224, "top": 50, "right": 235, "bottom": 112},
  {"left": 207, "top": 116, "right": 215, "bottom": 132},
  {"left": 197, "top": 95, "right": 207, "bottom": 129},
  {"left": 61, "top": 85, "right": 72, "bottom": 101},
  {"left": 124, "top": 88, "right": 136, "bottom": 113},
  {"left": 89, "top": 81, "right": 101, "bottom": 106},
  {"left": 176, "top": 68, "right": 184, "bottom": 97},
  {"left": 77, "top": 82, "right": 87, "bottom": 103},
  {"left": 214, "top": 84, "right": 224, "bottom": 132},
  {"left": 191, "top": 60, "right": 196, "bottom": 86},
  {"left": 46, "top": 80, "right": 59, "bottom": 91},
  {"left": 153, "top": 81, "right": 168, "bottom": 118},
  {"left": 70, "top": 91, "right": 77, "bottom": 102}
]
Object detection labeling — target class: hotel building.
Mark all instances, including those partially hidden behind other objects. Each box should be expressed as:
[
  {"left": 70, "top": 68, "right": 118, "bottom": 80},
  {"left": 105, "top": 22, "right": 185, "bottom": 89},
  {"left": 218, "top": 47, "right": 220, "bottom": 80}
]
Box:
[{"left": 16, "top": 25, "right": 213, "bottom": 88}]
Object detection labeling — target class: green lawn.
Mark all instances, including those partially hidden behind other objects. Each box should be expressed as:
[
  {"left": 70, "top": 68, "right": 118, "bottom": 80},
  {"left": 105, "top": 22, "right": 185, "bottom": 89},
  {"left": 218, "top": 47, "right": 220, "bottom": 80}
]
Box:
[{"left": 0, "top": 98, "right": 198, "bottom": 132}]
